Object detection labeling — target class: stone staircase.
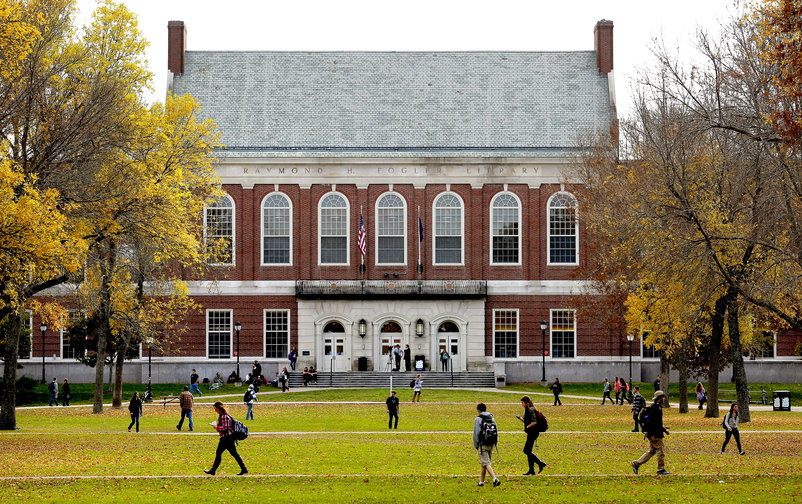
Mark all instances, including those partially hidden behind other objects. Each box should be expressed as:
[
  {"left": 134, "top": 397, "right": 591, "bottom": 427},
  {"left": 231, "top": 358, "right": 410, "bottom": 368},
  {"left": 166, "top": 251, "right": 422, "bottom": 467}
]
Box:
[{"left": 286, "top": 371, "right": 496, "bottom": 389}]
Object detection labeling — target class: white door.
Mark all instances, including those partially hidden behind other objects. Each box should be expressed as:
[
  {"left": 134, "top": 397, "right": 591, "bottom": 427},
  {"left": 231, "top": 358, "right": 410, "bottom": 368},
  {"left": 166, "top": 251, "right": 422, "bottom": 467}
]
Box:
[
  {"left": 321, "top": 321, "right": 347, "bottom": 372},
  {"left": 379, "top": 336, "right": 403, "bottom": 371},
  {"left": 437, "top": 321, "right": 461, "bottom": 371}
]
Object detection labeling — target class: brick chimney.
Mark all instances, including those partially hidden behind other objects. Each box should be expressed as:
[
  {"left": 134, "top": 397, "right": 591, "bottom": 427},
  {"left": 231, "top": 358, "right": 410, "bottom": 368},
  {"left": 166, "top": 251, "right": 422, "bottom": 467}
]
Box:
[
  {"left": 594, "top": 19, "right": 613, "bottom": 76},
  {"left": 168, "top": 21, "right": 186, "bottom": 76}
]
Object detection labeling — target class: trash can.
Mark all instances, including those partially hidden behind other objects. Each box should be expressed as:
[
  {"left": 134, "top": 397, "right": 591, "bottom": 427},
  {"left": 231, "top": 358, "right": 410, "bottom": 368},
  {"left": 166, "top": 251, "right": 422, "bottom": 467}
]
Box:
[
  {"left": 415, "top": 355, "right": 425, "bottom": 371},
  {"left": 357, "top": 356, "right": 368, "bottom": 371},
  {"left": 773, "top": 390, "right": 791, "bottom": 411}
]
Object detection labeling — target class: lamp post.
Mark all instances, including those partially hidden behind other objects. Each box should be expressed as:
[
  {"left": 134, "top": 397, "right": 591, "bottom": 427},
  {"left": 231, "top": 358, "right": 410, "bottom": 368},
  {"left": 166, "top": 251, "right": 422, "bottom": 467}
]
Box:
[
  {"left": 234, "top": 321, "right": 242, "bottom": 380},
  {"left": 144, "top": 338, "right": 153, "bottom": 403},
  {"left": 627, "top": 333, "right": 634, "bottom": 392},
  {"left": 40, "top": 323, "right": 47, "bottom": 384},
  {"left": 540, "top": 320, "right": 548, "bottom": 386}
]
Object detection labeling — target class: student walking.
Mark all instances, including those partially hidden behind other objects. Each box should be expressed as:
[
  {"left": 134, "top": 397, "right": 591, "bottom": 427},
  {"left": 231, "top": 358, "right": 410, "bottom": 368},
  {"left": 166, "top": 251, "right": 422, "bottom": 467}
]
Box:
[
  {"left": 549, "top": 377, "right": 563, "bottom": 406},
  {"left": 720, "top": 403, "right": 745, "bottom": 455},
  {"left": 61, "top": 378, "right": 71, "bottom": 406},
  {"left": 619, "top": 377, "right": 630, "bottom": 404},
  {"left": 412, "top": 374, "right": 422, "bottom": 402},
  {"left": 386, "top": 390, "right": 400, "bottom": 429},
  {"left": 177, "top": 386, "right": 194, "bottom": 431},
  {"left": 48, "top": 377, "right": 59, "bottom": 406},
  {"left": 631, "top": 390, "right": 671, "bottom": 476},
  {"left": 614, "top": 376, "right": 622, "bottom": 405},
  {"left": 630, "top": 386, "right": 646, "bottom": 432},
  {"left": 244, "top": 385, "right": 256, "bottom": 420},
  {"left": 601, "top": 377, "right": 614, "bottom": 405},
  {"left": 516, "top": 395, "right": 547, "bottom": 475},
  {"left": 204, "top": 402, "right": 248, "bottom": 476},
  {"left": 473, "top": 403, "right": 501, "bottom": 488},
  {"left": 127, "top": 392, "right": 143, "bottom": 432},
  {"left": 190, "top": 369, "right": 202, "bottom": 396}
]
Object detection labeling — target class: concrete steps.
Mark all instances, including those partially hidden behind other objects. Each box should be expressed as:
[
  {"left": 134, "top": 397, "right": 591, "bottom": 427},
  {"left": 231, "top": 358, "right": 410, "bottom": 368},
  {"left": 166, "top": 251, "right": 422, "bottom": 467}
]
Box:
[{"left": 286, "top": 371, "right": 495, "bottom": 389}]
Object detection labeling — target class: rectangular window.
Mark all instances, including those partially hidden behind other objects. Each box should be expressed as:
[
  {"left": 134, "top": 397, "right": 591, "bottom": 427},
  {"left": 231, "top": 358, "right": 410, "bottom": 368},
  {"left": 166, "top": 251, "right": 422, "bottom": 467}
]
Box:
[
  {"left": 759, "top": 331, "right": 775, "bottom": 358},
  {"left": 207, "top": 310, "right": 232, "bottom": 359},
  {"left": 206, "top": 207, "right": 233, "bottom": 264},
  {"left": 492, "top": 205, "right": 519, "bottom": 264},
  {"left": 641, "top": 333, "right": 660, "bottom": 359},
  {"left": 320, "top": 202, "right": 347, "bottom": 264},
  {"left": 551, "top": 310, "right": 575, "bottom": 358},
  {"left": 265, "top": 310, "right": 290, "bottom": 359},
  {"left": 378, "top": 206, "right": 405, "bottom": 264},
  {"left": 493, "top": 310, "right": 518, "bottom": 358},
  {"left": 264, "top": 210, "right": 290, "bottom": 263}
]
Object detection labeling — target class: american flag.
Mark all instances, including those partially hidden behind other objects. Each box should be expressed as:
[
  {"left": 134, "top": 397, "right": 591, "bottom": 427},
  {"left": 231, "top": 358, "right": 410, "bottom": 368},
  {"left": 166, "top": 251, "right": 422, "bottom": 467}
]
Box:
[{"left": 357, "top": 213, "right": 367, "bottom": 257}]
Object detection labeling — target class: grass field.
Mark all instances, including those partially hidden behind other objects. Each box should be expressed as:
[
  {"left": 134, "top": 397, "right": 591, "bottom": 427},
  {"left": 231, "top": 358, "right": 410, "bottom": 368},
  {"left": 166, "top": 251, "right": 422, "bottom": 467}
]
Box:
[{"left": 3, "top": 384, "right": 801, "bottom": 503}]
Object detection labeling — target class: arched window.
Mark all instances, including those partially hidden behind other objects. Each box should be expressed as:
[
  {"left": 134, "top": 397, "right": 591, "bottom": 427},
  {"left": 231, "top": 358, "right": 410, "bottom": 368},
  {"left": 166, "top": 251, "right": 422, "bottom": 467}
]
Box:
[
  {"left": 434, "top": 193, "right": 463, "bottom": 264},
  {"left": 548, "top": 192, "right": 578, "bottom": 265},
  {"left": 323, "top": 321, "right": 345, "bottom": 333},
  {"left": 376, "top": 193, "right": 406, "bottom": 265},
  {"left": 438, "top": 321, "right": 460, "bottom": 333},
  {"left": 262, "top": 193, "right": 292, "bottom": 265},
  {"left": 491, "top": 193, "right": 520, "bottom": 264},
  {"left": 204, "top": 194, "right": 234, "bottom": 265},
  {"left": 381, "top": 321, "right": 403, "bottom": 333},
  {"left": 319, "top": 193, "right": 349, "bottom": 265}
]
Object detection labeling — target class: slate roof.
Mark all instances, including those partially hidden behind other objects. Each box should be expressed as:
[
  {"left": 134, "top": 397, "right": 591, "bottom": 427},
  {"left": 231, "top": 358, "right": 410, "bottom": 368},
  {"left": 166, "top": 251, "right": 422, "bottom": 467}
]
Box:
[{"left": 171, "top": 51, "right": 613, "bottom": 158}]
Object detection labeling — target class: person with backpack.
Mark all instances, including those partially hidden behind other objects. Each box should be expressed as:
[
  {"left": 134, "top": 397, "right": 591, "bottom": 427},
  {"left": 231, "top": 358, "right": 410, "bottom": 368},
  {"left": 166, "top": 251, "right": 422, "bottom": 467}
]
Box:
[
  {"left": 630, "top": 385, "right": 646, "bottom": 432},
  {"left": 288, "top": 348, "right": 298, "bottom": 371},
  {"left": 48, "top": 377, "right": 59, "bottom": 406},
  {"left": 601, "top": 377, "right": 614, "bottom": 405},
  {"left": 618, "top": 377, "right": 629, "bottom": 405},
  {"left": 412, "top": 374, "right": 422, "bottom": 402},
  {"left": 440, "top": 349, "right": 450, "bottom": 371},
  {"left": 614, "top": 376, "right": 622, "bottom": 405},
  {"left": 720, "top": 403, "right": 745, "bottom": 455},
  {"left": 279, "top": 366, "right": 290, "bottom": 392},
  {"left": 696, "top": 382, "right": 708, "bottom": 410},
  {"left": 205, "top": 401, "right": 248, "bottom": 476},
  {"left": 549, "top": 377, "right": 563, "bottom": 406},
  {"left": 177, "top": 386, "right": 194, "bottom": 431},
  {"left": 472, "top": 403, "right": 501, "bottom": 488},
  {"left": 61, "top": 378, "right": 71, "bottom": 406},
  {"left": 244, "top": 385, "right": 256, "bottom": 420},
  {"left": 631, "top": 390, "right": 671, "bottom": 476},
  {"left": 515, "top": 395, "right": 547, "bottom": 475}
]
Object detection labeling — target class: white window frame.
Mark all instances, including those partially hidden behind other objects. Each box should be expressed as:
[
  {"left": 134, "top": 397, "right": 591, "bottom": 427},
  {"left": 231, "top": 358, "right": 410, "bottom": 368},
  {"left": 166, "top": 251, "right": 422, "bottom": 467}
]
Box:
[
  {"left": 547, "top": 192, "right": 579, "bottom": 266},
  {"left": 550, "top": 309, "right": 576, "bottom": 359},
  {"left": 204, "top": 193, "right": 235, "bottom": 266},
  {"left": 490, "top": 192, "right": 522, "bottom": 265},
  {"left": 264, "top": 310, "right": 291, "bottom": 359},
  {"left": 492, "top": 309, "right": 519, "bottom": 358},
  {"left": 375, "top": 192, "right": 407, "bottom": 266},
  {"left": 261, "top": 192, "right": 293, "bottom": 266},
  {"left": 318, "top": 192, "right": 350, "bottom": 266},
  {"left": 432, "top": 192, "right": 464, "bottom": 265},
  {"left": 206, "top": 309, "right": 233, "bottom": 359}
]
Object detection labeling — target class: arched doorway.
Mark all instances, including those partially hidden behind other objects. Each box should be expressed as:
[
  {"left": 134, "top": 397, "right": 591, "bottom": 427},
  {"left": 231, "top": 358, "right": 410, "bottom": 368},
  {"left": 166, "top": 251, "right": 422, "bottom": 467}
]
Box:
[
  {"left": 322, "top": 321, "right": 346, "bottom": 372},
  {"left": 437, "top": 321, "right": 460, "bottom": 372},
  {"left": 379, "top": 321, "right": 403, "bottom": 372}
]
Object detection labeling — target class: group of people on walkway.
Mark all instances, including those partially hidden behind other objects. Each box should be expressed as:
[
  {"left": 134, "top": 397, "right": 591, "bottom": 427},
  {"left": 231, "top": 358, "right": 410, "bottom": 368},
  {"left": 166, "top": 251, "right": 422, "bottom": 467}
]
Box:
[{"left": 47, "top": 377, "right": 71, "bottom": 407}]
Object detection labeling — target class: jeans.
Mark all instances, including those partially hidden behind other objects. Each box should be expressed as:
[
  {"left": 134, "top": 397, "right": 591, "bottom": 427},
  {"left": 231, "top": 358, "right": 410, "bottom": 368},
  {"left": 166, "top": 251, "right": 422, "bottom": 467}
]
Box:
[
  {"left": 388, "top": 411, "right": 398, "bottom": 429},
  {"left": 128, "top": 413, "right": 140, "bottom": 432},
  {"left": 190, "top": 383, "right": 202, "bottom": 396},
  {"left": 553, "top": 393, "right": 562, "bottom": 406},
  {"left": 246, "top": 403, "right": 254, "bottom": 420},
  {"left": 178, "top": 409, "right": 194, "bottom": 430}
]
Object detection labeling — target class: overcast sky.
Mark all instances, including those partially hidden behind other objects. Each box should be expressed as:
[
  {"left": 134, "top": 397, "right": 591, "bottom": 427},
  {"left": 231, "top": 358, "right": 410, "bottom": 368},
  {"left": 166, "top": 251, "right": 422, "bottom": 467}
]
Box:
[{"left": 74, "top": 0, "right": 742, "bottom": 118}]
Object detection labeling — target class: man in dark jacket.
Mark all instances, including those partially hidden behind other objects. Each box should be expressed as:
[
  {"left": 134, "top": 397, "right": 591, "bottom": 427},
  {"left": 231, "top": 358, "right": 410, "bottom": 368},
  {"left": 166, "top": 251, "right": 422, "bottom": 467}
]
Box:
[
  {"left": 631, "top": 390, "right": 671, "bottom": 476},
  {"left": 630, "top": 386, "right": 646, "bottom": 432},
  {"left": 549, "top": 378, "right": 563, "bottom": 406}
]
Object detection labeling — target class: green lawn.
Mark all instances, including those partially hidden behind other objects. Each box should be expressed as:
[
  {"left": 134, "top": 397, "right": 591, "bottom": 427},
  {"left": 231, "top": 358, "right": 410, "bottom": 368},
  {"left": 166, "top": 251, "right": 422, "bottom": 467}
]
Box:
[{"left": 3, "top": 386, "right": 801, "bottom": 503}]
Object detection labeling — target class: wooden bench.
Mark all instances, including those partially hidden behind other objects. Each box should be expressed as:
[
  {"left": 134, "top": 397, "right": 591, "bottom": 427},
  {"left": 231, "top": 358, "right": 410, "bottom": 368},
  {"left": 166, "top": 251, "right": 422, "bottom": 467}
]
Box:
[
  {"left": 161, "top": 395, "right": 179, "bottom": 409},
  {"left": 718, "top": 388, "right": 768, "bottom": 405}
]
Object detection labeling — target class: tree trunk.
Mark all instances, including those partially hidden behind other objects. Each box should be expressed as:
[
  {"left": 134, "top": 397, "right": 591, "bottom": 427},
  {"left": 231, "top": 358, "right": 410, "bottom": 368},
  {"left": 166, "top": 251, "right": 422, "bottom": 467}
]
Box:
[
  {"left": 677, "top": 346, "right": 689, "bottom": 413},
  {"left": 659, "top": 355, "right": 671, "bottom": 407},
  {"left": 728, "top": 298, "right": 751, "bottom": 422},
  {"left": 113, "top": 343, "right": 125, "bottom": 408},
  {"left": 0, "top": 309, "right": 21, "bottom": 430},
  {"left": 705, "top": 293, "right": 729, "bottom": 418}
]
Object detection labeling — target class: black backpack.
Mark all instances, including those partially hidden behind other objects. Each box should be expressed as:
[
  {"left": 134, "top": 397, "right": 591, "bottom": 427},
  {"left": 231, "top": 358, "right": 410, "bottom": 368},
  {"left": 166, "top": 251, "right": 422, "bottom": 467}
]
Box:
[
  {"left": 232, "top": 418, "right": 249, "bottom": 441},
  {"left": 47, "top": 382, "right": 55, "bottom": 393},
  {"left": 638, "top": 404, "right": 657, "bottom": 432},
  {"left": 410, "top": 379, "right": 415, "bottom": 388},
  {"left": 478, "top": 416, "right": 498, "bottom": 446},
  {"left": 243, "top": 390, "right": 252, "bottom": 402}
]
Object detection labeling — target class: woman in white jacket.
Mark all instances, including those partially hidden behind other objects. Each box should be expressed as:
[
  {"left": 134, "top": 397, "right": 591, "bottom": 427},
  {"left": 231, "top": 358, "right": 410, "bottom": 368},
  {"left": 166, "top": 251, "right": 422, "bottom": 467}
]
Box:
[{"left": 721, "top": 403, "right": 745, "bottom": 455}]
